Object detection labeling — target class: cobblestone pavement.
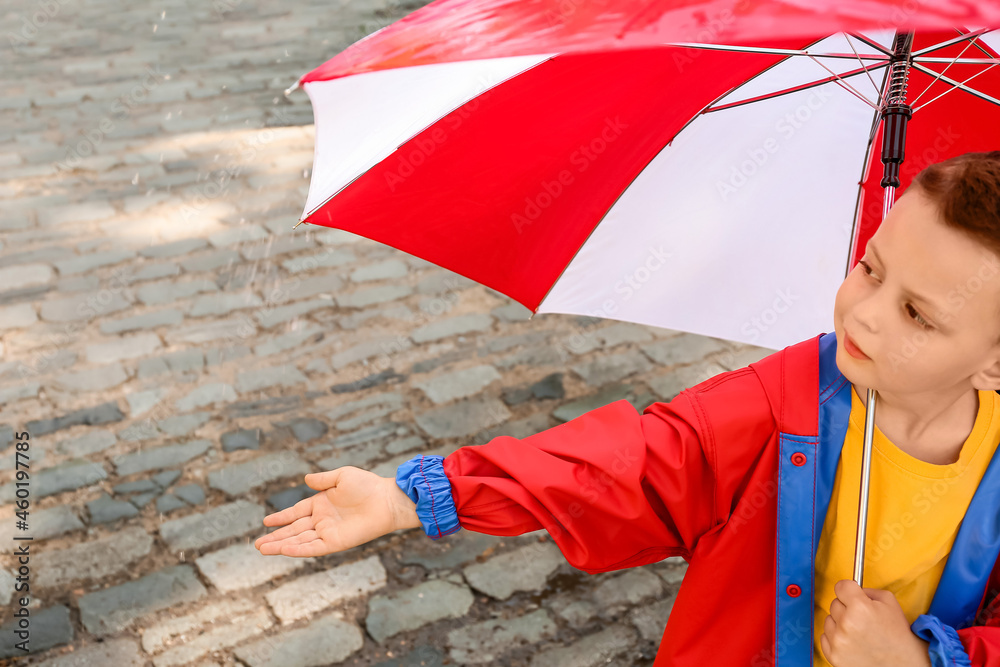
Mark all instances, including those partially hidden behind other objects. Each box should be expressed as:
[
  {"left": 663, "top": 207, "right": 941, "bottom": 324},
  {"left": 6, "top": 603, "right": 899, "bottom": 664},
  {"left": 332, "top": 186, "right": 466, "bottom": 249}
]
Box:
[{"left": 0, "top": 0, "right": 776, "bottom": 665}]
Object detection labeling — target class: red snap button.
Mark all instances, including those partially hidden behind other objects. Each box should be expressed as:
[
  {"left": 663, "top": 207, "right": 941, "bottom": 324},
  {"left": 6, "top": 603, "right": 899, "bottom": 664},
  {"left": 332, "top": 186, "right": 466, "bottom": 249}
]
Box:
[
  {"left": 791, "top": 452, "right": 807, "bottom": 466},
  {"left": 786, "top": 584, "right": 801, "bottom": 597}
]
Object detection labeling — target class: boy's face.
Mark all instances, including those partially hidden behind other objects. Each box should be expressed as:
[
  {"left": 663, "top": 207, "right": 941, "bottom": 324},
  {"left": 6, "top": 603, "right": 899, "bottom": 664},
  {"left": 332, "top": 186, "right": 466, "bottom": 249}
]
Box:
[{"left": 833, "top": 186, "right": 1000, "bottom": 394}]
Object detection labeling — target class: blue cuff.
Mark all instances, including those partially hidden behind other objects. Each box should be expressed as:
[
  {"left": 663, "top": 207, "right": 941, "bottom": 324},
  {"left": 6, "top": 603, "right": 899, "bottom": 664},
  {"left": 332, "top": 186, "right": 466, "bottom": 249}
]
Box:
[
  {"left": 912, "top": 614, "right": 972, "bottom": 667},
  {"left": 395, "top": 454, "right": 461, "bottom": 540}
]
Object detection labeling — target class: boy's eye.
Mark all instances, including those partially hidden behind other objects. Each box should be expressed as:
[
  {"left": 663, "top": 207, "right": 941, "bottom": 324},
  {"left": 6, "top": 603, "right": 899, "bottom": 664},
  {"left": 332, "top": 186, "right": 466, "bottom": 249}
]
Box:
[
  {"left": 859, "top": 260, "right": 877, "bottom": 279},
  {"left": 906, "top": 304, "right": 932, "bottom": 329}
]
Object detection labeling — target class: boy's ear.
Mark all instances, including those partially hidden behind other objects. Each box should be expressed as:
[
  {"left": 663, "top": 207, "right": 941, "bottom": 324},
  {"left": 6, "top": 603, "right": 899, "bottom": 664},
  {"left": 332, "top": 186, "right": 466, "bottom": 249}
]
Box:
[{"left": 973, "top": 355, "right": 1000, "bottom": 392}]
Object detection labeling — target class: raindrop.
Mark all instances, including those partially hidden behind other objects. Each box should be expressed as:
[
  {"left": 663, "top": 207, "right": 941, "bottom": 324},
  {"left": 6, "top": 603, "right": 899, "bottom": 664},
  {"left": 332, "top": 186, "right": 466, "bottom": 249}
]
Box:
[
  {"left": 166, "top": 112, "right": 172, "bottom": 119},
  {"left": 161, "top": 10, "right": 165, "bottom": 18},
  {"left": 132, "top": 173, "right": 139, "bottom": 184},
  {"left": 153, "top": 24, "right": 158, "bottom": 32},
  {"left": 302, "top": 168, "right": 307, "bottom": 178}
]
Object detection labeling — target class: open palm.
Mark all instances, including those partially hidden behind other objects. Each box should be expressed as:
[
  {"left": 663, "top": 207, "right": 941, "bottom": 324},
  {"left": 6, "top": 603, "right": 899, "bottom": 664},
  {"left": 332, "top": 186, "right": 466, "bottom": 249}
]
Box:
[{"left": 254, "top": 467, "right": 397, "bottom": 558}]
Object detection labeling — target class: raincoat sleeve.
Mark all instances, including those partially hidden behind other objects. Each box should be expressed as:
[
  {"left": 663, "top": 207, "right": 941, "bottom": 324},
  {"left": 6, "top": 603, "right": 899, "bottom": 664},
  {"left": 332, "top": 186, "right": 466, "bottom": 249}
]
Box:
[
  {"left": 395, "top": 367, "right": 776, "bottom": 574},
  {"left": 910, "top": 613, "right": 1000, "bottom": 666}
]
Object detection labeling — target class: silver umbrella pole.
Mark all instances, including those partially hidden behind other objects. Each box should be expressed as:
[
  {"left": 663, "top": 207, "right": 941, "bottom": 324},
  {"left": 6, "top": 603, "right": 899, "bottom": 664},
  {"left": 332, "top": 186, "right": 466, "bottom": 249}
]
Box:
[{"left": 854, "top": 30, "right": 913, "bottom": 587}]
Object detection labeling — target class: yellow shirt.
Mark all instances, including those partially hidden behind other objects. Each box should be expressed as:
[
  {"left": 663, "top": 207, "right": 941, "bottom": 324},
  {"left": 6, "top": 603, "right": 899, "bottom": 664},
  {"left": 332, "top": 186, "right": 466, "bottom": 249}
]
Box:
[{"left": 813, "top": 386, "right": 1000, "bottom": 667}]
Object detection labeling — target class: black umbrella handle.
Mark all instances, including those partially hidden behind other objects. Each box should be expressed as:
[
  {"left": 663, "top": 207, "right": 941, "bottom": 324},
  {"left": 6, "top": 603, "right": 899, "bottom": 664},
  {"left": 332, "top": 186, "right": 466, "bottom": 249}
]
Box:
[{"left": 880, "top": 32, "right": 914, "bottom": 188}]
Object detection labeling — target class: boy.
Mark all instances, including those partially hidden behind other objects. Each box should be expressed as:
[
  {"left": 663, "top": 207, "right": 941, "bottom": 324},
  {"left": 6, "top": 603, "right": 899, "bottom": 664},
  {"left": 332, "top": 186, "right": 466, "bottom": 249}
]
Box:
[{"left": 255, "top": 152, "right": 1000, "bottom": 667}]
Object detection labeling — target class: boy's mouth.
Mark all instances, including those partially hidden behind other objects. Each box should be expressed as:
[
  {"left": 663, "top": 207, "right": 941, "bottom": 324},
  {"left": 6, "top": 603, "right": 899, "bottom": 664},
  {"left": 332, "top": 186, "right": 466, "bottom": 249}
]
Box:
[{"left": 843, "top": 332, "right": 871, "bottom": 360}]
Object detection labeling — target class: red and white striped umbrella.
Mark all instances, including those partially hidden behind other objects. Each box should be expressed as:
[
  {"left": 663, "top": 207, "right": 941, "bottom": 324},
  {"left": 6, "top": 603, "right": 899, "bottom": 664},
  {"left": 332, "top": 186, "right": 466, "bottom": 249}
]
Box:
[{"left": 288, "top": 0, "right": 1000, "bottom": 351}]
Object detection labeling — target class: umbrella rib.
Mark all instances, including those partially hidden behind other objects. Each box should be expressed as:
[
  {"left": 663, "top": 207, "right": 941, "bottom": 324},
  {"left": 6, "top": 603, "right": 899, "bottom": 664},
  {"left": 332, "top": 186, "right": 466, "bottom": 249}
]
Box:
[
  {"left": 805, "top": 54, "right": 880, "bottom": 109},
  {"left": 847, "top": 32, "right": 894, "bottom": 57},
  {"left": 705, "top": 64, "right": 887, "bottom": 112},
  {"left": 955, "top": 26, "right": 997, "bottom": 58},
  {"left": 911, "top": 28, "right": 992, "bottom": 56},
  {"left": 663, "top": 43, "right": 888, "bottom": 60},
  {"left": 915, "top": 57, "right": 1000, "bottom": 64},
  {"left": 844, "top": 33, "right": 883, "bottom": 96},
  {"left": 911, "top": 62, "right": 1000, "bottom": 112},
  {"left": 911, "top": 33, "right": 982, "bottom": 106}
]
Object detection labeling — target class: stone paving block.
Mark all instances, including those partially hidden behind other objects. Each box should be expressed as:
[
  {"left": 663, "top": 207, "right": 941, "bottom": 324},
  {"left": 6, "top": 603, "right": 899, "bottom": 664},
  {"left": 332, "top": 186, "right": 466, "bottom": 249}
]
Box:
[
  {"left": 55, "top": 275, "right": 99, "bottom": 293},
  {"left": 163, "top": 348, "right": 206, "bottom": 372},
  {"left": 137, "top": 278, "right": 218, "bottom": 306},
  {"left": 33, "top": 638, "right": 145, "bottom": 667},
  {"left": 233, "top": 614, "right": 364, "bottom": 667},
  {"left": 366, "top": 579, "right": 475, "bottom": 643},
  {"left": 173, "top": 483, "right": 206, "bottom": 505},
  {"left": 0, "top": 263, "right": 53, "bottom": 291},
  {"left": 52, "top": 363, "right": 128, "bottom": 392},
  {"left": 180, "top": 249, "right": 241, "bottom": 272},
  {"left": 53, "top": 249, "right": 135, "bottom": 275},
  {"left": 190, "top": 291, "right": 265, "bottom": 317},
  {"left": 140, "top": 238, "right": 208, "bottom": 258},
  {"left": 165, "top": 317, "right": 256, "bottom": 344},
  {"left": 39, "top": 289, "right": 132, "bottom": 323},
  {"left": 175, "top": 383, "right": 237, "bottom": 411},
  {"left": 400, "top": 529, "right": 503, "bottom": 570},
  {"left": 196, "top": 542, "right": 306, "bottom": 592},
  {"left": 591, "top": 568, "right": 665, "bottom": 608},
  {"left": 156, "top": 494, "right": 187, "bottom": 514},
  {"left": 221, "top": 427, "right": 262, "bottom": 452},
  {"left": 0, "top": 459, "right": 107, "bottom": 503},
  {"left": 330, "top": 335, "right": 412, "bottom": 370},
  {"left": 0, "top": 302, "right": 38, "bottom": 329},
  {"left": 158, "top": 412, "right": 212, "bottom": 437},
  {"left": 462, "top": 541, "right": 564, "bottom": 600},
  {"left": 529, "top": 624, "right": 638, "bottom": 667},
  {"left": 350, "top": 258, "right": 408, "bottom": 282},
  {"left": 253, "top": 324, "right": 323, "bottom": 356},
  {"left": 410, "top": 313, "right": 494, "bottom": 344},
  {"left": 282, "top": 248, "right": 356, "bottom": 273},
  {"left": 0, "top": 506, "right": 84, "bottom": 553},
  {"left": 253, "top": 296, "right": 334, "bottom": 328},
  {"left": 100, "top": 308, "right": 183, "bottom": 334},
  {"left": 0, "top": 380, "right": 39, "bottom": 403},
  {"left": 412, "top": 364, "right": 502, "bottom": 404},
  {"left": 78, "top": 565, "right": 207, "bottom": 636},
  {"left": 372, "top": 646, "right": 447, "bottom": 667},
  {"left": 552, "top": 386, "right": 632, "bottom": 423},
  {"left": 266, "top": 554, "right": 387, "bottom": 624},
  {"left": 133, "top": 262, "right": 181, "bottom": 281},
  {"left": 570, "top": 349, "right": 650, "bottom": 386},
  {"left": 53, "top": 429, "right": 117, "bottom": 457},
  {"left": 326, "top": 393, "right": 405, "bottom": 429},
  {"left": 337, "top": 284, "right": 413, "bottom": 309},
  {"left": 35, "top": 527, "right": 154, "bottom": 589},
  {"left": 647, "top": 361, "right": 728, "bottom": 401},
  {"left": 640, "top": 333, "right": 730, "bottom": 367},
  {"left": 125, "top": 387, "right": 165, "bottom": 417},
  {"left": 87, "top": 493, "right": 141, "bottom": 524},
  {"left": 27, "top": 401, "right": 125, "bottom": 437},
  {"left": 151, "top": 607, "right": 273, "bottom": 667},
  {"left": 628, "top": 592, "right": 677, "bottom": 642},
  {"left": 208, "top": 451, "right": 311, "bottom": 496},
  {"left": 0, "top": 605, "right": 73, "bottom": 659},
  {"left": 547, "top": 597, "right": 598, "bottom": 629},
  {"left": 414, "top": 396, "right": 511, "bottom": 439},
  {"left": 39, "top": 201, "right": 115, "bottom": 226},
  {"left": 208, "top": 223, "right": 269, "bottom": 247},
  {"left": 235, "top": 363, "right": 307, "bottom": 393},
  {"left": 115, "top": 439, "right": 212, "bottom": 476},
  {"left": 447, "top": 608, "right": 558, "bottom": 664},
  {"left": 159, "top": 500, "right": 266, "bottom": 552},
  {"left": 240, "top": 233, "right": 316, "bottom": 260},
  {"left": 85, "top": 333, "right": 162, "bottom": 363},
  {"left": 140, "top": 597, "right": 258, "bottom": 654}
]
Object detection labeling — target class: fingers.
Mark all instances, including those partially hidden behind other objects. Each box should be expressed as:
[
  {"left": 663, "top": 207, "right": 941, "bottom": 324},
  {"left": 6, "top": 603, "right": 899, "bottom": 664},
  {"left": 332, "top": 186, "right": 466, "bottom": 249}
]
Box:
[
  {"left": 279, "top": 538, "right": 334, "bottom": 558},
  {"left": 304, "top": 468, "right": 348, "bottom": 491},
  {"left": 258, "top": 528, "right": 320, "bottom": 556},
  {"left": 828, "top": 596, "right": 847, "bottom": 623},
  {"left": 833, "top": 578, "right": 864, "bottom": 604},
  {"left": 262, "top": 495, "right": 314, "bottom": 528},
  {"left": 255, "top": 515, "right": 314, "bottom": 550}
]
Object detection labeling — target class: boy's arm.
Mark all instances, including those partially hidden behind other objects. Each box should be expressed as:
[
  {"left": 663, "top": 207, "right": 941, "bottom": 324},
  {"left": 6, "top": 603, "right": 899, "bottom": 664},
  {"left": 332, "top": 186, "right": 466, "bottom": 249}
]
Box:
[{"left": 395, "top": 368, "right": 776, "bottom": 574}]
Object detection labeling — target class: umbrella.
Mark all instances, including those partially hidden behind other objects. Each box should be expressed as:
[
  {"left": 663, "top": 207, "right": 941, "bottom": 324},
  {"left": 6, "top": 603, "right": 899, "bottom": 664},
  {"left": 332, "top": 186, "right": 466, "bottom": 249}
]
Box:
[{"left": 283, "top": 0, "right": 1000, "bottom": 587}]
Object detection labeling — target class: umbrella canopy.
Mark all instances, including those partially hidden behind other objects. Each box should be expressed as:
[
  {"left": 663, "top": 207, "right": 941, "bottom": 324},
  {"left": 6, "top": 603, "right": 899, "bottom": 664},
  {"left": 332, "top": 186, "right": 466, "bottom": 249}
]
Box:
[{"left": 291, "top": 0, "right": 1000, "bottom": 350}]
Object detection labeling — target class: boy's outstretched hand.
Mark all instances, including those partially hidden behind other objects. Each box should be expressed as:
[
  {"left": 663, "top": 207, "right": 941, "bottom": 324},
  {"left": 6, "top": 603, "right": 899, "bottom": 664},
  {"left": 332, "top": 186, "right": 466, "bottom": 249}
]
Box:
[
  {"left": 254, "top": 467, "right": 421, "bottom": 558},
  {"left": 821, "top": 579, "right": 932, "bottom": 667}
]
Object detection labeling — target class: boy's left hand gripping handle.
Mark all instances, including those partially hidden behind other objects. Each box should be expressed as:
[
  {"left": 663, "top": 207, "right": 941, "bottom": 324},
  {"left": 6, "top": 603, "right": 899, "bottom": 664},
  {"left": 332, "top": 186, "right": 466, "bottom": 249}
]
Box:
[{"left": 395, "top": 454, "right": 462, "bottom": 540}]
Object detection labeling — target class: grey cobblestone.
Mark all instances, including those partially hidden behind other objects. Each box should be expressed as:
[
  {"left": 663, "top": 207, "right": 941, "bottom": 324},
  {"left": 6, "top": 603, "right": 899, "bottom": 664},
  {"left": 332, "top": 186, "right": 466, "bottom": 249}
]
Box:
[
  {"left": 99, "top": 308, "right": 183, "bottom": 334},
  {"left": 265, "top": 554, "right": 387, "bottom": 624},
  {"left": 207, "top": 451, "right": 311, "bottom": 496},
  {"left": 463, "top": 541, "right": 564, "bottom": 600},
  {"left": 53, "top": 248, "right": 135, "bottom": 275},
  {"left": 78, "top": 565, "right": 207, "bottom": 636},
  {"left": 233, "top": 615, "right": 364, "bottom": 667},
  {"left": 366, "top": 579, "right": 475, "bottom": 643},
  {"left": 196, "top": 542, "right": 307, "bottom": 592},
  {"left": 447, "top": 609, "right": 559, "bottom": 664},
  {"left": 115, "top": 439, "right": 212, "bottom": 476},
  {"left": 413, "top": 364, "right": 502, "bottom": 404},
  {"left": 35, "top": 527, "right": 154, "bottom": 589},
  {"left": 159, "top": 500, "right": 266, "bottom": 552},
  {"left": 85, "top": 332, "right": 162, "bottom": 363}
]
